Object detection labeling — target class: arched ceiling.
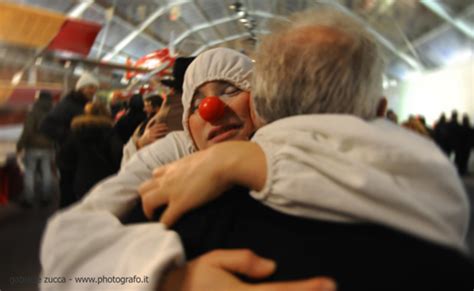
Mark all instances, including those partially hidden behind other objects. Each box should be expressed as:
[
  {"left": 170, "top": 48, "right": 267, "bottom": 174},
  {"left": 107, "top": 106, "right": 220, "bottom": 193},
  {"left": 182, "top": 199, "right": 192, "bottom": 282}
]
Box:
[{"left": 3, "top": 0, "right": 474, "bottom": 81}]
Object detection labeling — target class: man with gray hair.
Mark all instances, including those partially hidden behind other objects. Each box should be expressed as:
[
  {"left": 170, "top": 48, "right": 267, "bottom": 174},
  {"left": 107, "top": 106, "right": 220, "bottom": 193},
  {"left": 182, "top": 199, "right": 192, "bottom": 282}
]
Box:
[
  {"left": 252, "top": 10, "right": 383, "bottom": 123},
  {"left": 139, "top": 8, "right": 473, "bottom": 290}
]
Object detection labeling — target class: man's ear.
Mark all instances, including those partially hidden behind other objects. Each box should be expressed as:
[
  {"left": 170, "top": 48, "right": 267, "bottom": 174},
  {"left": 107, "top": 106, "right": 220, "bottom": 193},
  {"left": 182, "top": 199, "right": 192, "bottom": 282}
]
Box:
[{"left": 376, "top": 97, "right": 388, "bottom": 118}]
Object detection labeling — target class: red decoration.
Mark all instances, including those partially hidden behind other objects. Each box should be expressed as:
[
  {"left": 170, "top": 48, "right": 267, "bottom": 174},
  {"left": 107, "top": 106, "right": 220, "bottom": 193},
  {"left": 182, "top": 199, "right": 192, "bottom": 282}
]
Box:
[
  {"left": 125, "top": 48, "right": 176, "bottom": 80},
  {"left": 47, "top": 18, "right": 101, "bottom": 55},
  {"left": 125, "top": 58, "right": 134, "bottom": 80},
  {"left": 0, "top": 169, "right": 9, "bottom": 205},
  {"left": 198, "top": 96, "right": 225, "bottom": 122}
]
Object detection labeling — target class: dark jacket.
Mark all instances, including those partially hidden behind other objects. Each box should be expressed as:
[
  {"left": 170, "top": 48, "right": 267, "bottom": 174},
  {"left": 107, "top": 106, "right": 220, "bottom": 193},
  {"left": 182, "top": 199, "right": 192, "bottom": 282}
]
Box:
[
  {"left": 58, "top": 115, "right": 123, "bottom": 207},
  {"left": 127, "top": 187, "right": 474, "bottom": 291},
  {"left": 40, "top": 90, "right": 89, "bottom": 145},
  {"left": 114, "top": 94, "right": 146, "bottom": 144},
  {"left": 17, "top": 95, "right": 54, "bottom": 151},
  {"left": 434, "top": 118, "right": 450, "bottom": 154}
]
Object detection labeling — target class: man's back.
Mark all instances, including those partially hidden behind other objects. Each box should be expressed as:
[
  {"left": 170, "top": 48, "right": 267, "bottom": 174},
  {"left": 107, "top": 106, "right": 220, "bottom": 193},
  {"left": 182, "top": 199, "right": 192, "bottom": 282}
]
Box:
[{"left": 127, "top": 187, "right": 474, "bottom": 291}]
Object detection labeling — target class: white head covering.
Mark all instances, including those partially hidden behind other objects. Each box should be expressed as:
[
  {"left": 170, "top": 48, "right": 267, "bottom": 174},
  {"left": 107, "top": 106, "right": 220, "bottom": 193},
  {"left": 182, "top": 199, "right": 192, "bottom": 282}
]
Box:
[
  {"left": 181, "top": 47, "right": 253, "bottom": 151},
  {"left": 75, "top": 71, "right": 100, "bottom": 90}
]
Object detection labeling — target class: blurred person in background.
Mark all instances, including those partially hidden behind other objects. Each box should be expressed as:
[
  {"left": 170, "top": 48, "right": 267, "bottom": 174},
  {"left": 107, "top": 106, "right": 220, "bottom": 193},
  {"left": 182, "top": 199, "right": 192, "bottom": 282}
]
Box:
[
  {"left": 16, "top": 91, "right": 55, "bottom": 207},
  {"left": 418, "top": 115, "right": 433, "bottom": 138},
  {"left": 402, "top": 115, "right": 430, "bottom": 137},
  {"left": 160, "top": 57, "right": 195, "bottom": 94},
  {"left": 114, "top": 93, "right": 146, "bottom": 144},
  {"left": 455, "top": 113, "right": 473, "bottom": 175},
  {"left": 434, "top": 112, "right": 450, "bottom": 155},
  {"left": 121, "top": 94, "right": 169, "bottom": 164},
  {"left": 40, "top": 72, "right": 99, "bottom": 145},
  {"left": 109, "top": 90, "right": 128, "bottom": 121},
  {"left": 40, "top": 71, "right": 100, "bottom": 201},
  {"left": 58, "top": 101, "right": 122, "bottom": 207},
  {"left": 133, "top": 94, "right": 168, "bottom": 150},
  {"left": 159, "top": 57, "right": 196, "bottom": 131},
  {"left": 447, "top": 110, "right": 461, "bottom": 158},
  {"left": 385, "top": 109, "right": 398, "bottom": 123},
  {"left": 120, "top": 57, "right": 196, "bottom": 165}
]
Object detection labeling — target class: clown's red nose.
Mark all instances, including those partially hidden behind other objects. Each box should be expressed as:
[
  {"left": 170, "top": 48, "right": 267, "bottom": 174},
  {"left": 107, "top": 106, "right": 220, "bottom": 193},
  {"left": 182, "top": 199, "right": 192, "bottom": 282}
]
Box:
[{"left": 198, "top": 96, "right": 225, "bottom": 122}]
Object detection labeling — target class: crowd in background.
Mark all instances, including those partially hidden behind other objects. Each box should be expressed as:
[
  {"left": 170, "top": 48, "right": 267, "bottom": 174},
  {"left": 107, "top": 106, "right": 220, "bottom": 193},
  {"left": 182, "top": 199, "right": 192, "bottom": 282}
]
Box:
[
  {"left": 15, "top": 69, "right": 183, "bottom": 208},
  {"left": 385, "top": 109, "right": 473, "bottom": 176},
  {"left": 15, "top": 83, "right": 474, "bottom": 209}
]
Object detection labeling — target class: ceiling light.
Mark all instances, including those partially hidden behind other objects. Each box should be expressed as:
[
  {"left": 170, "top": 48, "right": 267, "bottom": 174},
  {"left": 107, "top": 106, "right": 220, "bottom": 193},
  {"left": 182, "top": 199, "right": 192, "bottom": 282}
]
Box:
[
  {"left": 120, "top": 77, "right": 129, "bottom": 85},
  {"left": 68, "top": 0, "right": 94, "bottom": 18},
  {"left": 445, "top": 49, "right": 472, "bottom": 66},
  {"left": 11, "top": 71, "right": 23, "bottom": 85},
  {"left": 402, "top": 70, "right": 422, "bottom": 81}
]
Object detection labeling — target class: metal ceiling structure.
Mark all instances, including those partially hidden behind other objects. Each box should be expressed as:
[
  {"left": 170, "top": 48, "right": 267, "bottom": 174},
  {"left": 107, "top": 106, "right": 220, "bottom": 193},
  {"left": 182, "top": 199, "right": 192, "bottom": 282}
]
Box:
[{"left": 2, "top": 0, "right": 473, "bottom": 82}]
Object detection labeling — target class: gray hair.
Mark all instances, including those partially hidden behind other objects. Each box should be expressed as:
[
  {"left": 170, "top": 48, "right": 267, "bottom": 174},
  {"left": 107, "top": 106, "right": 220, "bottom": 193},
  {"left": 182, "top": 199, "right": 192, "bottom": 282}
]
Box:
[{"left": 252, "top": 8, "right": 384, "bottom": 123}]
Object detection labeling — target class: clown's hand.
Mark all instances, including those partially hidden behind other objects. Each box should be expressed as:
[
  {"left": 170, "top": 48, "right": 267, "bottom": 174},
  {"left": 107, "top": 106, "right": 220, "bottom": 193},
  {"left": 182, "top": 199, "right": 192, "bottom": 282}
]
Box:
[
  {"left": 137, "top": 122, "right": 169, "bottom": 149},
  {"left": 138, "top": 141, "right": 266, "bottom": 227},
  {"left": 138, "top": 146, "right": 229, "bottom": 226},
  {"left": 160, "top": 249, "right": 337, "bottom": 291}
]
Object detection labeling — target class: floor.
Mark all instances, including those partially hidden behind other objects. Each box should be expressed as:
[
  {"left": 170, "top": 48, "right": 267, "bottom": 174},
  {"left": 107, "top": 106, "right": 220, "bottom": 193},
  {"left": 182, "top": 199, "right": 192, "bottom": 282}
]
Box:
[{"left": 0, "top": 204, "right": 56, "bottom": 291}]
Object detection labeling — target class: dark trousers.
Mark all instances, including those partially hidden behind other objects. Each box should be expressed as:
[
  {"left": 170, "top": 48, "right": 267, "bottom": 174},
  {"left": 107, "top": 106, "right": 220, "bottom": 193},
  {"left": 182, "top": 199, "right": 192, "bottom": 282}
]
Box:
[{"left": 58, "top": 168, "right": 75, "bottom": 208}]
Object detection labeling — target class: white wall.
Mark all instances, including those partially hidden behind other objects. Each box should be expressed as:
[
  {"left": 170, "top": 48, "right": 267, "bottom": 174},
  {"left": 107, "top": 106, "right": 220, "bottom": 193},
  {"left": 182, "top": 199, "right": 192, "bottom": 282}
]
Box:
[{"left": 384, "top": 60, "right": 474, "bottom": 126}]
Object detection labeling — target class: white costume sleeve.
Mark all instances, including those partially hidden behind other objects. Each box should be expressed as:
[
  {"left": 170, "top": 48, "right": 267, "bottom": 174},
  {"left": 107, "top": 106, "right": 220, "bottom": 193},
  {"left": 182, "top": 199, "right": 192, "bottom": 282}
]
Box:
[
  {"left": 40, "top": 132, "right": 194, "bottom": 290},
  {"left": 250, "top": 115, "right": 469, "bottom": 253},
  {"left": 120, "top": 136, "right": 138, "bottom": 167}
]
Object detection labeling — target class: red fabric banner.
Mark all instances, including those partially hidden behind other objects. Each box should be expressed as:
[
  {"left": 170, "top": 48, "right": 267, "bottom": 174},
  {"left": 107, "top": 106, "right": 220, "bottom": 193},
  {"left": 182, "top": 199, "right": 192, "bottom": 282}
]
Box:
[
  {"left": 5, "top": 87, "right": 62, "bottom": 107},
  {"left": 47, "top": 18, "right": 101, "bottom": 56}
]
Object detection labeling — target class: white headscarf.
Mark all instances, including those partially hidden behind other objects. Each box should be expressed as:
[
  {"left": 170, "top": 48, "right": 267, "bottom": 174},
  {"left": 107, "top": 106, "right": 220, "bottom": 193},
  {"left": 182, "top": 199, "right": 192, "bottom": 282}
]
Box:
[
  {"left": 181, "top": 48, "right": 253, "bottom": 151},
  {"left": 75, "top": 71, "right": 99, "bottom": 90}
]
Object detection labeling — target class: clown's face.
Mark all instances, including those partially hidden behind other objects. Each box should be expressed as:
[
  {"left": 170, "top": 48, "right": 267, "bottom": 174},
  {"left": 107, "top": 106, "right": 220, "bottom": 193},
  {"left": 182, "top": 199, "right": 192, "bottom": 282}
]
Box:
[{"left": 188, "top": 81, "right": 255, "bottom": 150}]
